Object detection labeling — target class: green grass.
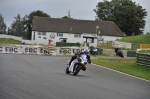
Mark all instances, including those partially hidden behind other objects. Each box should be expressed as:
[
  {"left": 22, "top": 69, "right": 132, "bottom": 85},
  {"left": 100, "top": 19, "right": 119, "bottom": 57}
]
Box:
[
  {"left": 97, "top": 41, "right": 113, "bottom": 49},
  {"left": 91, "top": 58, "right": 150, "bottom": 80},
  {"left": 97, "top": 34, "right": 150, "bottom": 50},
  {"left": 0, "top": 38, "right": 21, "bottom": 44},
  {"left": 139, "top": 50, "right": 150, "bottom": 54},
  {"left": 117, "top": 34, "right": 150, "bottom": 43}
]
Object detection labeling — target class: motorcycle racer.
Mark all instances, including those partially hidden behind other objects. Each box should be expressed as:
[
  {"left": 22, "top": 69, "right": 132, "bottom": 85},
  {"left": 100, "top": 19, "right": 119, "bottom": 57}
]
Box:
[{"left": 68, "top": 48, "right": 91, "bottom": 72}]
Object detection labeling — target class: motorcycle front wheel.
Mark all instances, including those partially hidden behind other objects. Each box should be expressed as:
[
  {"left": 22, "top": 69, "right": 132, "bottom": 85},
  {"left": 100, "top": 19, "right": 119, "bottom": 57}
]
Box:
[{"left": 73, "top": 64, "right": 81, "bottom": 76}]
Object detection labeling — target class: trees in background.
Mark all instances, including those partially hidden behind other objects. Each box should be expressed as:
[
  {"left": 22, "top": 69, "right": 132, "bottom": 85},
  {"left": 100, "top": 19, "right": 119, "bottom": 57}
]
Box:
[
  {"left": 23, "top": 10, "right": 50, "bottom": 39},
  {"left": 8, "top": 10, "right": 50, "bottom": 39},
  {"left": 8, "top": 14, "right": 26, "bottom": 38},
  {"left": 93, "top": 0, "right": 147, "bottom": 36},
  {"left": 0, "top": 13, "right": 7, "bottom": 34},
  {"left": 62, "top": 10, "right": 74, "bottom": 19},
  {"left": 1, "top": 1, "right": 148, "bottom": 38}
]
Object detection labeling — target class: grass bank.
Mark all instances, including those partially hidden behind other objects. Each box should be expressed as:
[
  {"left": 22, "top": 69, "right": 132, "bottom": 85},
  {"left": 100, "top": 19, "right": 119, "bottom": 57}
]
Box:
[
  {"left": 117, "top": 34, "right": 150, "bottom": 43},
  {"left": 91, "top": 58, "right": 150, "bottom": 81},
  {"left": 139, "top": 50, "right": 150, "bottom": 53},
  {"left": 97, "top": 34, "right": 150, "bottom": 50},
  {"left": 0, "top": 38, "right": 21, "bottom": 44}
]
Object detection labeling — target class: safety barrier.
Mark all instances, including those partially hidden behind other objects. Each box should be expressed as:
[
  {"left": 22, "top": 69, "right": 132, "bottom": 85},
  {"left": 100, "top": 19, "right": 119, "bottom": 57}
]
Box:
[
  {"left": 0, "top": 44, "right": 86, "bottom": 56},
  {"left": 127, "top": 51, "right": 136, "bottom": 57},
  {"left": 136, "top": 53, "right": 150, "bottom": 67}
]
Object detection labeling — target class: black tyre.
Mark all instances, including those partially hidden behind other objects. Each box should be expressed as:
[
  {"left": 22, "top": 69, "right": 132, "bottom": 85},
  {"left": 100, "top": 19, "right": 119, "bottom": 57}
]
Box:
[
  {"left": 73, "top": 65, "right": 81, "bottom": 76},
  {"left": 66, "top": 67, "right": 70, "bottom": 74},
  {"left": 120, "top": 52, "right": 124, "bottom": 58}
]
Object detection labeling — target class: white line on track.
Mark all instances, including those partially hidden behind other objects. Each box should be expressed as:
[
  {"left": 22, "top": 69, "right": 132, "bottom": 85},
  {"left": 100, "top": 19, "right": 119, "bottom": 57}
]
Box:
[{"left": 92, "top": 63, "right": 150, "bottom": 83}]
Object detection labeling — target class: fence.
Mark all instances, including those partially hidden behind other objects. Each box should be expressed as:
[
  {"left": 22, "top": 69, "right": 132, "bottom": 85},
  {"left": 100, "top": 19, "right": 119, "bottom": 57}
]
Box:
[{"left": 136, "top": 53, "right": 150, "bottom": 67}]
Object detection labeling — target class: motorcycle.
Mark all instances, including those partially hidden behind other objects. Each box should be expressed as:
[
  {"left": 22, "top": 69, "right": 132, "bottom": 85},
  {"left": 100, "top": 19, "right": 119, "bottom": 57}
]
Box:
[
  {"left": 66, "top": 54, "right": 87, "bottom": 76},
  {"left": 89, "top": 46, "right": 98, "bottom": 55},
  {"left": 114, "top": 48, "right": 124, "bottom": 58}
]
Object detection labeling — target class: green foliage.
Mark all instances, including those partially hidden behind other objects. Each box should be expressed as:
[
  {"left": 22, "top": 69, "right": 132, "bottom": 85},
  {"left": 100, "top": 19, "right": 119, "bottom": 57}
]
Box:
[
  {"left": 0, "top": 38, "right": 21, "bottom": 44},
  {"left": 117, "top": 34, "right": 150, "bottom": 43},
  {"left": 94, "top": 0, "right": 147, "bottom": 36},
  {"left": 8, "top": 10, "right": 50, "bottom": 40},
  {"left": 62, "top": 10, "right": 74, "bottom": 19},
  {"left": 139, "top": 50, "right": 150, "bottom": 53},
  {"left": 23, "top": 10, "right": 50, "bottom": 40},
  {"left": 62, "top": 16, "right": 70, "bottom": 18},
  {"left": 8, "top": 14, "right": 27, "bottom": 38},
  {"left": 123, "top": 32, "right": 126, "bottom": 37},
  {"left": 92, "top": 58, "right": 150, "bottom": 80},
  {"left": 0, "top": 13, "right": 7, "bottom": 34}
]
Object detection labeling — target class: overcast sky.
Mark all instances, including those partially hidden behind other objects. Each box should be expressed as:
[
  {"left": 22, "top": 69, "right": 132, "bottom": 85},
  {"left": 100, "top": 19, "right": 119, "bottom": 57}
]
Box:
[{"left": 0, "top": 0, "right": 149, "bottom": 33}]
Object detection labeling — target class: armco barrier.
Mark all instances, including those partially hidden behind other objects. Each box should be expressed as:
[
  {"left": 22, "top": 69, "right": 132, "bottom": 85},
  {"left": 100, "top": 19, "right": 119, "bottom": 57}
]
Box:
[
  {"left": 136, "top": 53, "right": 150, "bottom": 67},
  {"left": 127, "top": 51, "right": 137, "bottom": 57},
  {"left": 97, "top": 48, "right": 103, "bottom": 54}
]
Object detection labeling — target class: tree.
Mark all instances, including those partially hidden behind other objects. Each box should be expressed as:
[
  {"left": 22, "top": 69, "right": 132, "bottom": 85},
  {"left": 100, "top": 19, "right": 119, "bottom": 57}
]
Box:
[
  {"left": 0, "top": 13, "right": 7, "bottom": 34},
  {"left": 23, "top": 10, "right": 50, "bottom": 40},
  {"left": 9, "top": 14, "right": 26, "bottom": 37},
  {"left": 62, "top": 9, "right": 74, "bottom": 19},
  {"left": 93, "top": 0, "right": 147, "bottom": 36}
]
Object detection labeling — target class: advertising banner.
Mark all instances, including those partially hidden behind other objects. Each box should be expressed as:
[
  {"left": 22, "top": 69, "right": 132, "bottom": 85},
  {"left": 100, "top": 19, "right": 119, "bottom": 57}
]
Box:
[
  {"left": 140, "top": 44, "right": 150, "bottom": 49},
  {"left": 0, "top": 45, "right": 86, "bottom": 56},
  {"left": 0, "top": 45, "right": 56, "bottom": 56},
  {"left": 112, "top": 41, "right": 132, "bottom": 49}
]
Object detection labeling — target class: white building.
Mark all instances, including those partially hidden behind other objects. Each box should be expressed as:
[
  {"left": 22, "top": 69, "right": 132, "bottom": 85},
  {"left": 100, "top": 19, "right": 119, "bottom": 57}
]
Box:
[{"left": 31, "top": 16, "right": 123, "bottom": 47}]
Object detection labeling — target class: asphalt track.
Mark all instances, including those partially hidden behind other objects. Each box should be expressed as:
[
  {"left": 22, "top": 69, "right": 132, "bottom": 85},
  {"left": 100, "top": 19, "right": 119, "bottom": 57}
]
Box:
[{"left": 0, "top": 54, "right": 150, "bottom": 99}]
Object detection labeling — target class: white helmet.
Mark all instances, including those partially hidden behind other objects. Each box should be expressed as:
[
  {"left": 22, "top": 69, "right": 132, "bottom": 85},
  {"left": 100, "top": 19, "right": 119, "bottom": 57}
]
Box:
[{"left": 84, "top": 48, "right": 89, "bottom": 54}]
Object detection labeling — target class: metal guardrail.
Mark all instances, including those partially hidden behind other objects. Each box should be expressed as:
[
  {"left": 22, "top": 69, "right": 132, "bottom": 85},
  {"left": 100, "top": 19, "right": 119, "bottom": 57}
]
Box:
[{"left": 136, "top": 53, "right": 150, "bottom": 67}]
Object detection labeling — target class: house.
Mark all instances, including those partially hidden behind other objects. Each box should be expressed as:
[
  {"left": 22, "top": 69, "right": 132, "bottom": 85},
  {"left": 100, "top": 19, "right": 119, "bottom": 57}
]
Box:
[{"left": 31, "top": 16, "right": 123, "bottom": 47}]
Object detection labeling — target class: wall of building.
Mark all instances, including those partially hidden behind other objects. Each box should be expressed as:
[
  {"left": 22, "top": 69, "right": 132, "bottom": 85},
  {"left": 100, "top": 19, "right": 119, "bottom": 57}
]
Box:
[
  {"left": 98, "top": 35, "right": 122, "bottom": 42},
  {"left": 32, "top": 31, "right": 97, "bottom": 47}
]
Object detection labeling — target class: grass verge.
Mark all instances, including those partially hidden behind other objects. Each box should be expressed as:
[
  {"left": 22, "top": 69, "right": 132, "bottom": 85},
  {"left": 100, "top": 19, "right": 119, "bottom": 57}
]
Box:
[
  {"left": 0, "top": 38, "right": 21, "bottom": 44},
  {"left": 91, "top": 58, "right": 150, "bottom": 81},
  {"left": 139, "top": 50, "right": 150, "bottom": 53}
]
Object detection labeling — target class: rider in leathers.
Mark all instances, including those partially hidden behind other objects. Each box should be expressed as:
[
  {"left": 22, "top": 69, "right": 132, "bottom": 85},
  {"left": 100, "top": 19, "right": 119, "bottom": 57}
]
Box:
[{"left": 68, "top": 48, "right": 91, "bottom": 71}]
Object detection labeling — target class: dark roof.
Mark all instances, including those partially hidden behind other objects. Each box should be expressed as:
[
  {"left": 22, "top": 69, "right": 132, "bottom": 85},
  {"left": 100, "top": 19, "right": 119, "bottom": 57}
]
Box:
[{"left": 32, "top": 16, "right": 123, "bottom": 37}]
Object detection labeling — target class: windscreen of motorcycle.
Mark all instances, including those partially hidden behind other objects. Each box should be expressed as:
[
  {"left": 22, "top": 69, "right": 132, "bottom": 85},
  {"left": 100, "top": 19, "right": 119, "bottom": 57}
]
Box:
[{"left": 81, "top": 54, "right": 87, "bottom": 61}]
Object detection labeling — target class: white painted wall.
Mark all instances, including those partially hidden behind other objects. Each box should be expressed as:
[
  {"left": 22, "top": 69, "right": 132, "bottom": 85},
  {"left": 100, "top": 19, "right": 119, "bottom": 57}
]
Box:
[
  {"left": 32, "top": 31, "right": 98, "bottom": 47},
  {"left": 98, "top": 35, "right": 123, "bottom": 42}
]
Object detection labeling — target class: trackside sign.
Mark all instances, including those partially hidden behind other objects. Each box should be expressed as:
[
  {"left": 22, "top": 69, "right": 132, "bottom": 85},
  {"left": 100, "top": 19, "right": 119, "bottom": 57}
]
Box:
[
  {"left": 140, "top": 44, "right": 150, "bottom": 49},
  {"left": 0, "top": 45, "right": 56, "bottom": 55},
  {"left": 0, "top": 45, "right": 86, "bottom": 56},
  {"left": 112, "top": 41, "right": 132, "bottom": 49}
]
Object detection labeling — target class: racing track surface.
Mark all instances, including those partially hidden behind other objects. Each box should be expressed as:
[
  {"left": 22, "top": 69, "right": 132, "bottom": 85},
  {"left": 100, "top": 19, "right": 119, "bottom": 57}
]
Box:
[{"left": 0, "top": 54, "right": 150, "bottom": 99}]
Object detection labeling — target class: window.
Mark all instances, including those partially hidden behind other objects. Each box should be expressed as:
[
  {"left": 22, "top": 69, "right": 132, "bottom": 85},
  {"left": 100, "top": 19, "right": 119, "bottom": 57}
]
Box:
[
  {"left": 43, "top": 32, "right": 46, "bottom": 35},
  {"left": 74, "top": 34, "right": 81, "bottom": 38},
  {"left": 38, "top": 32, "right": 42, "bottom": 35},
  {"left": 91, "top": 38, "right": 94, "bottom": 43},
  {"left": 57, "top": 33, "right": 63, "bottom": 37},
  {"left": 38, "top": 32, "right": 46, "bottom": 35},
  {"left": 87, "top": 38, "right": 94, "bottom": 43}
]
